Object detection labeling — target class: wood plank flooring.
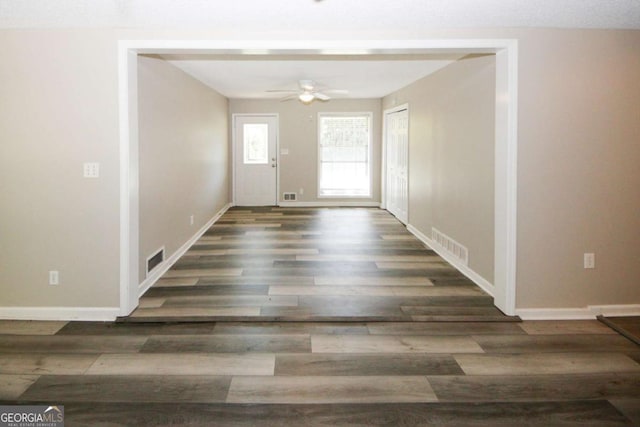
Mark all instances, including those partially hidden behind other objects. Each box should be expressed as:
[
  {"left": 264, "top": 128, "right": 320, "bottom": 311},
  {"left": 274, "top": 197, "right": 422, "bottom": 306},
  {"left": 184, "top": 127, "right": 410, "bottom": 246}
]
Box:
[
  {"left": 127, "top": 207, "right": 517, "bottom": 322},
  {"left": 2, "top": 208, "right": 638, "bottom": 424},
  {"left": 599, "top": 316, "right": 640, "bottom": 345},
  {"left": 0, "top": 319, "right": 638, "bottom": 425}
]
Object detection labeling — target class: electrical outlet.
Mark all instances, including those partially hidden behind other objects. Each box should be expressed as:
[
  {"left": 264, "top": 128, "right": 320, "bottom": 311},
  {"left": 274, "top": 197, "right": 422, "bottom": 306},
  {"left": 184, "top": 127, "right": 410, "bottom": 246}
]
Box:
[
  {"left": 584, "top": 253, "right": 595, "bottom": 269},
  {"left": 190, "top": 215, "right": 194, "bottom": 226},
  {"left": 49, "top": 270, "right": 59, "bottom": 285},
  {"left": 299, "top": 188, "right": 304, "bottom": 195}
]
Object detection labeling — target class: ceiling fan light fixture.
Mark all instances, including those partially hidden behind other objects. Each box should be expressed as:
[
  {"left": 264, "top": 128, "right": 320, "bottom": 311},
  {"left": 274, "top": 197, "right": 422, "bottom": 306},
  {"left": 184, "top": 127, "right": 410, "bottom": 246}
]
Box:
[{"left": 298, "top": 91, "right": 315, "bottom": 104}]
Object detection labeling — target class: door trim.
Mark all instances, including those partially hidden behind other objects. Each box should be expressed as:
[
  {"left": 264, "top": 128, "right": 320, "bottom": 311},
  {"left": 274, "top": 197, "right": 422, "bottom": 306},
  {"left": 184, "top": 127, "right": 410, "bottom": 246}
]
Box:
[
  {"left": 119, "top": 39, "right": 518, "bottom": 317},
  {"left": 382, "top": 103, "right": 409, "bottom": 223},
  {"left": 231, "top": 113, "right": 280, "bottom": 207}
]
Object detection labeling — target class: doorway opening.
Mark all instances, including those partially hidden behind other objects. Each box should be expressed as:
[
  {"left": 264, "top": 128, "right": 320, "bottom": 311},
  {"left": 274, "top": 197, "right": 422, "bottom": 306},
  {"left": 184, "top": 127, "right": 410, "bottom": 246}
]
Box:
[
  {"left": 383, "top": 104, "right": 409, "bottom": 224},
  {"left": 233, "top": 114, "right": 279, "bottom": 206},
  {"left": 118, "top": 39, "right": 518, "bottom": 317}
]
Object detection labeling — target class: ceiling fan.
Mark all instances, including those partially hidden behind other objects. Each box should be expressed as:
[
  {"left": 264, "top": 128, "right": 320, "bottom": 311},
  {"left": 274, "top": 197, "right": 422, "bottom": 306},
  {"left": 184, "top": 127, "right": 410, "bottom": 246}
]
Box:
[{"left": 267, "top": 80, "right": 348, "bottom": 104}]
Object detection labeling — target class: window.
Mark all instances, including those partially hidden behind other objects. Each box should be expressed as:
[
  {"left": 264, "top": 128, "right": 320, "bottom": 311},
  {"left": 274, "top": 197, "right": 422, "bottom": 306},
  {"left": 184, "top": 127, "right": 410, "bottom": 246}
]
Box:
[
  {"left": 243, "top": 123, "right": 269, "bottom": 164},
  {"left": 318, "top": 113, "right": 372, "bottom": 197}
]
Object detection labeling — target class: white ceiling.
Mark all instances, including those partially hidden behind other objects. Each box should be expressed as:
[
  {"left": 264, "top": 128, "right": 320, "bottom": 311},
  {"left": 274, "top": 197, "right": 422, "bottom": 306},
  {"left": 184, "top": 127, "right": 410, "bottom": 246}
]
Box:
[
  {"left": 163, "top": 55, "right": 463, "bottom": 99},
  {"left": 1, "top": 0, "right": 639, "bottom": 30},
  {"left": 3, "top": 0, "right": 638, "bottom": 101}
]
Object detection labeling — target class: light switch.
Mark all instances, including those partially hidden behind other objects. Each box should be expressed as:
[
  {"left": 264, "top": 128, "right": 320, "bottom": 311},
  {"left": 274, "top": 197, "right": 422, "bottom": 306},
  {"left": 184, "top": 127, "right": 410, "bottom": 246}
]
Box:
[
  {"left": 281, "top": 148, "right": 289, "bottom": 155},
  {"left": 83, "top": 162, "right": 100, "bottom": 178},
  {"left": 584, "top": 253, "right": 595, "bottom": 269}
]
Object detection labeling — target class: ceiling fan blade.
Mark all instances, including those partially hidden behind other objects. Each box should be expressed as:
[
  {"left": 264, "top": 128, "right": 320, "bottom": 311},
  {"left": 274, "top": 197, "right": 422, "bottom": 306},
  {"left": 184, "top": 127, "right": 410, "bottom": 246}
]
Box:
[
  {"left": 280, "top": 94, "right": 298, "bottom": 102},
  {"left": 269, "top": 80, "right": 345, "bottom": 103},
  {"left": 313, "top": 92, "right": 331, "bottom": 101},
  {"left": 266, "top": 89, "right": 298, "bottom": 93}
]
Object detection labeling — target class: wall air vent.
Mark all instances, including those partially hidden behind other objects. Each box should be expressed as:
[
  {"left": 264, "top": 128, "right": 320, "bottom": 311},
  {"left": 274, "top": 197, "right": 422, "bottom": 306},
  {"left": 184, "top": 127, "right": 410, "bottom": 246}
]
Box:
[
  {"left": 283, "top": 192, "right": 297, "bottom": 201},
  {"left": 431, "top": 228, "right": 469, "bottom": 266},
  {"left": 146, "top": 247, "right": 165, "bottom": 277}
]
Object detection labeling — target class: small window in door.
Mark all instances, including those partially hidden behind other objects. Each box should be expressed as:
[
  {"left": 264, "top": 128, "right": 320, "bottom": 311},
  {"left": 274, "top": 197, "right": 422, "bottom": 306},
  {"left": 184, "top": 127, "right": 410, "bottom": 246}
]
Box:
[{"left": 243, "top": 123, "right": 269, "bottom": 164}]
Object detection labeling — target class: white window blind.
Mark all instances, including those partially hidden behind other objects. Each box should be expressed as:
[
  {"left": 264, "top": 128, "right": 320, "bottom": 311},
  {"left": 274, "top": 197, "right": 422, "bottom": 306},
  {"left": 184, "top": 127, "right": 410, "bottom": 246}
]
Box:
[{"left": 318, "top": 113, "right": 372, "bottom": 197}]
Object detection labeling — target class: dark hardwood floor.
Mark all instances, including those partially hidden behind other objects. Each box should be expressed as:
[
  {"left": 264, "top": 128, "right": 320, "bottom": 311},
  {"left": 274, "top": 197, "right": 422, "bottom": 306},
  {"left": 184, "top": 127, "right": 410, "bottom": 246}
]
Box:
[
  {"left": 127, "top": 207, "right": 518, "bottom": 322},
  {"left": 599, "top": 315, "right": 640, "bottom": 345},
  {"left": 1, "top": 208, "right": 638, "bottom": 425},
  {"left": 0, "top": 318, "right": 639, "bottom": 425}
]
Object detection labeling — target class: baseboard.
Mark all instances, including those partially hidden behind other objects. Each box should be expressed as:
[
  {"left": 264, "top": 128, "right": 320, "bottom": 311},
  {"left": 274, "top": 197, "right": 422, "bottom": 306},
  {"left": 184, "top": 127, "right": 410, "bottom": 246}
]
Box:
[
  {"left": 516, "top": 304, "right": 640, "bottom": 320},
  {"left": 515, "top": 308, "right": 595, "bottom": 320},
  {"left": 277, "top": 201, "right": 381, "bottom": 208},
  {"left": 407, "top": 224, "right": 495, "bottom": 297},
  {"left": 591, "top": 304, "right": 640, "bottom": 317},
  {"left": 137, "top": 202, "right": 232, "bottom": 297},
  {"left": 0, "top": 307, "right": 120, "bottom": 321}
]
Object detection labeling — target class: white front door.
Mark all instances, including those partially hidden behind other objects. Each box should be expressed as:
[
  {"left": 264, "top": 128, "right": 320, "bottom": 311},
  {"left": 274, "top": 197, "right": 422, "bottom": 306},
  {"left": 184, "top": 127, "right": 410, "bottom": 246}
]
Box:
[
  {"left": 234, "top": 115, "right": 278, "bottom": 206},
  {"left": 385, "top": 107, "right": 409, "bottom": 224}
]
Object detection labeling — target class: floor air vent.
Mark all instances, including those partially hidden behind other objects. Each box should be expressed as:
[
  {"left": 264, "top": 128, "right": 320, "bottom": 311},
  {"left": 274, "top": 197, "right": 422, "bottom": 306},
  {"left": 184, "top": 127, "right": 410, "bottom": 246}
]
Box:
[
  {"left": 431, "top": 228, "right": 469, "bottom": 266},
  {"left": 146, "top": 247, "right": 165, "bottom": 277},
  {"left": 283, "top": 192, "right": 297, "bottom": 201}
]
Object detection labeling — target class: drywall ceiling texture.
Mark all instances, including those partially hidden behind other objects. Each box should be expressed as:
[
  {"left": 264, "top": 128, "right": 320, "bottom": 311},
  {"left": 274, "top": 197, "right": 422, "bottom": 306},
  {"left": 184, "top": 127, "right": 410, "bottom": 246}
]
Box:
[
  {"left": 164, "top": 57, "right": 460, "bottom": 100},
  {"left": 1, "top": 0, "right": 639, "bottom": 30}
]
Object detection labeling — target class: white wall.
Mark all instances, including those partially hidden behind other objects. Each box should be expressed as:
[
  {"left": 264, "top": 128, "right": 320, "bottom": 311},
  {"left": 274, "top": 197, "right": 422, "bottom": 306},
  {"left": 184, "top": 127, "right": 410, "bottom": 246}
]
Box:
[
  {"left": 0, "top": 30, "right": 120, "bottom": 313},
  {"left": 137, "top": 55, "right": 229, "bottom": 281},
  {"left": 229, "top": 98, "right": 382, "bottom": 205},
  {"left": 1, "top": 28, "right": 639, "bottom": 319},
  {"left": 514, "top": 29, "right": 640, "bottom": 310},
  {"left": 383, "top": 54, "right": 496, "bottom": 283}
]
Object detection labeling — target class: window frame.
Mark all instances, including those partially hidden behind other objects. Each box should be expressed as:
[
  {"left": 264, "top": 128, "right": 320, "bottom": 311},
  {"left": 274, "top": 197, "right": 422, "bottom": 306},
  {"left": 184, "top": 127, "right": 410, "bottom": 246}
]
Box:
[
  {"left": 317, "top": 112, "right": 373, "bottom": 199},
  {"left": 242, "top": 123, "right": 270, "bottom": 165}
]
